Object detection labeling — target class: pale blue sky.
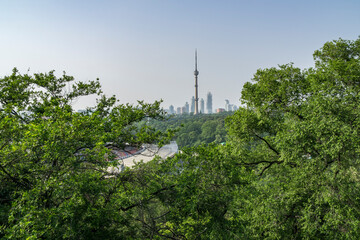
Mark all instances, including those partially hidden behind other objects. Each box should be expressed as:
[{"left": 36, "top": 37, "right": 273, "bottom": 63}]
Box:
[{"left": 0, "top": 0, "right": 359, "bottom": 110}]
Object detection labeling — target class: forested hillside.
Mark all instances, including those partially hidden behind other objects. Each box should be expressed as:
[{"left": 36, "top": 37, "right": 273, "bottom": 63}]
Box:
[
  {"left": 140, "top": 112, "right": 233, "bottom": 148},
  {"left": 1, "top": 37, "right": 360, "bottom": 239}
]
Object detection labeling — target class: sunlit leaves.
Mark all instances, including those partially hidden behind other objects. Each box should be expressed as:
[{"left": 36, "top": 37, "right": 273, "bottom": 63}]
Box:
[
  {"left": 0, "top": 69, "right": 173, "bottom": 239},
  {"left": 225, "top": 37, "right": 360, "bottom": 238}
]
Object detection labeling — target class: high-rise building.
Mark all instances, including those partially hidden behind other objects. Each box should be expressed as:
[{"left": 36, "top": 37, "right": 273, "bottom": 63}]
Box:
[
  {"left": 206, "top": 92, "right": 213, "bottom": 114},
  {"left": 225, "top": 99, "right": 230, "bottom": 111},
  {"left": 194, "top": 50, "right": 199, "bottom": 114},
  {"left": 169, "top": 105, "right": 175, "bottom": 114},
  {"left": 200, "top": 98, "right": 205, "bottom": 114},
  {"left": 225, "top": 100, "right": 238, "bottom": 112},
  {"left": 176, "top": 107, "right": 181, "bottom": 115},
  {"left": 190, "top": 96, "right": 195, "bottom": 113},
  {"left": 185, "top": 102, "right": 189, "bottom": 114},
  {"left": 181, "top": 106, "right": 186, "bottom": 114}
]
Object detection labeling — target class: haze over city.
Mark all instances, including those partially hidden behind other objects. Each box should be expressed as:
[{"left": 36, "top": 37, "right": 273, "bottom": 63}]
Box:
[{"left": 1, "top": 0, "right": 359, "bottom": 110}]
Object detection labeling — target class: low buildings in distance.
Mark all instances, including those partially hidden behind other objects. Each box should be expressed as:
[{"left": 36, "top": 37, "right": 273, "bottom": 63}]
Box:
[{"left": 165, "top": 94, "right": 238, "bottom": 115}]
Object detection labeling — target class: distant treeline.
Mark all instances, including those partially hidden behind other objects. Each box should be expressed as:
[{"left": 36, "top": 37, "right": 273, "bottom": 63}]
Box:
[{"left": 140, "top": 112, "right": 234, "bottom": 148}]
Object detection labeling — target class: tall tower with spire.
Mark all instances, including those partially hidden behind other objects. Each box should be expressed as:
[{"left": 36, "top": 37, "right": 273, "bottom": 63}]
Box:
[{"left": 194, "top": 50, "right": 199, "bottom": 114}]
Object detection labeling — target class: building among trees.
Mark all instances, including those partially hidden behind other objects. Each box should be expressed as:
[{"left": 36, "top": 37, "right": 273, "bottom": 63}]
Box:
[
  {"left": 225, "top": 99, "right": 237, "bottom": 112},
  {"left": 190, "top": 96, "right": 195, "bottom": 113},
  {"left": 200, "top": 98, "right": 205, "bottom": 114},
  {"left": 185, "top": 102, "right": 189, "bottom": 113},
  {"left": 169, "top": 105, "right": 175, "bottom": 114},
  {"left": 206, "top": 92, "right": 213, "bottom": 114}
]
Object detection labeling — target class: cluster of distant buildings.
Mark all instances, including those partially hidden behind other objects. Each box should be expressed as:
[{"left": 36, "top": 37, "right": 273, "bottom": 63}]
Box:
[
  {"left": 166, "top": 92, "right": 238, "bottom": 115},
  {"left": 165, "top": 51, "right": 238, "bottom": 116},
  {"left": 214, "top": 99, "right": 238, "bottom": 113},
  {"left": 78, "top": 51, "right": 239, "bottom": 117}
]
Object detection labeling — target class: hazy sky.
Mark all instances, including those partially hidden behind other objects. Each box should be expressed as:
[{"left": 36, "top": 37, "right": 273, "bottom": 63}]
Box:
[{"left": 1, "top": 0, "right": 359, "bottom": 110}]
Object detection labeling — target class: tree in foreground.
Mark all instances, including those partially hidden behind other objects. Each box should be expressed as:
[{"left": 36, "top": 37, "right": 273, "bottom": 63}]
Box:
[
  {"left": 0, "top": 70, "right": 173, "bottom": 239},
  {"left": 225, "top": 37, "right": 360, "bottom": 238},
  {"left": 1, "top": 36, "right": 360, "bottom": 239}
]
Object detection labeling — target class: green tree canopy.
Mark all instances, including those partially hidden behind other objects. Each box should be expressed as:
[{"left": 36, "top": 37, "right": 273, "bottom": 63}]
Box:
[
  {"left": 225, "top": 37, "right": 360, "bottom": 238},
  {"left": 2, "top": 36, "right": 360, "bottom": 239},
  {"left": 144, "top": 112, "right": 232, "bottom": 148},
  {"left": 0, "top": 69, "right": 172, "bottom": 239}
]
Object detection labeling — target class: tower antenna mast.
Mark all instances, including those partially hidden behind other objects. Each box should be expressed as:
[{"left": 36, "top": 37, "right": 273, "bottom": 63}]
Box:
[{"left": 194, "top": 49, "right": 199, "bottom": 114}]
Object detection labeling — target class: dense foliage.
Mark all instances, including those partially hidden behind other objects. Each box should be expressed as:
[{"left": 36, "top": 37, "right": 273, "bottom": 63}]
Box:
[
  {"left": 0, "top": 70, "right": 173, "bottom": 239},
  {"left": 1, "top": 37, "right": 360, "bottom": 239},
  {"left": 142, "top": 112, "right": 232, "bottom": 148},
  {"left": 224, "top": 37, "right": 360, "bottom": 238}
]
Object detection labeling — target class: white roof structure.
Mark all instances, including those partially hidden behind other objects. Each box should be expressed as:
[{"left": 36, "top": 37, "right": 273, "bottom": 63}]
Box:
[{"left": 107, "top": 141, "right": 178, "bottom": 173}]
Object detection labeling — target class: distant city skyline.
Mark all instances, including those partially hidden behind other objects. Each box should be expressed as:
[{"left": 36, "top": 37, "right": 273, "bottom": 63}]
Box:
[
  {"left": 166, "top": 93, "right": 237, "bottom": 115},
  {"left": 0, "top": 1, "right": 359, "bottom": 110}
]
